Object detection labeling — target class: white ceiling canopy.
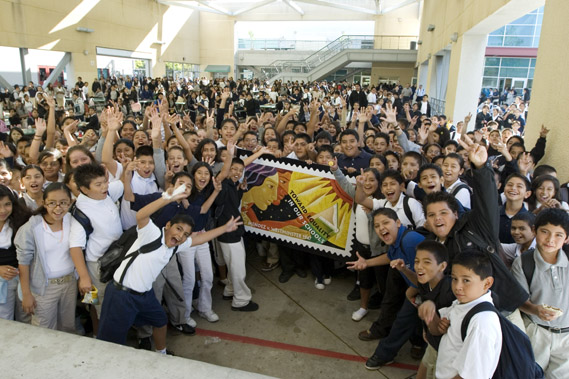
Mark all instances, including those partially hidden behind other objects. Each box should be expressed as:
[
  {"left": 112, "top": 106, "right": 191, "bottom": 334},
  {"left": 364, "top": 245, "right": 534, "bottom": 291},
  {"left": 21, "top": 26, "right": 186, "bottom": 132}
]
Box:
[{"left": 156, "top": 0, "right": 419, "bottom": 17}]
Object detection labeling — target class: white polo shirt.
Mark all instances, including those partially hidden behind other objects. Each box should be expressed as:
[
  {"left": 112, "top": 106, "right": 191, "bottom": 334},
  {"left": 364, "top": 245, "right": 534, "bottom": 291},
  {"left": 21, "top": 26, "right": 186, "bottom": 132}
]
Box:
[
  {"left": 446, "top": 179, "right": 471, "bottom": 209},
  {"left": 69, "top": 180, "right": 124, "bottom": 262},
  {"left": 113, "top": 220, "right": 192, "bottom": 293},
  {"left": 436, "top": 291, "right": 502, "bottom": 379}
]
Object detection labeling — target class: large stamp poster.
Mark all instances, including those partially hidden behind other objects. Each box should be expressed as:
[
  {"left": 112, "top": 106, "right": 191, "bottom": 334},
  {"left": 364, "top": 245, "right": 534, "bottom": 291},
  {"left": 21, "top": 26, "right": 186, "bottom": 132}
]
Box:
[{"left": 240, "top": 156, "right": 356, "bottom": 259}]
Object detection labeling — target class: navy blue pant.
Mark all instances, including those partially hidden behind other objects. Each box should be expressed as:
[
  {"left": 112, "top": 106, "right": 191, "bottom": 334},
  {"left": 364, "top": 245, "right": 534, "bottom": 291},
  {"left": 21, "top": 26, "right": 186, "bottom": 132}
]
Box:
[
  {"left": 372, "top": 298, "right": 425, "bottom": 361},
  {"left": 98, "top": 282, "right": 168, "bottom": 345}
]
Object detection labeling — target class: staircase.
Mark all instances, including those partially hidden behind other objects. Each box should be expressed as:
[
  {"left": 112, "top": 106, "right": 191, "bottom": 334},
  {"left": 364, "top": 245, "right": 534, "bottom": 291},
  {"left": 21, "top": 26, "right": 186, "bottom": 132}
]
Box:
[{"left": 256, "top": 35, "right": 418, "bottom": 83}]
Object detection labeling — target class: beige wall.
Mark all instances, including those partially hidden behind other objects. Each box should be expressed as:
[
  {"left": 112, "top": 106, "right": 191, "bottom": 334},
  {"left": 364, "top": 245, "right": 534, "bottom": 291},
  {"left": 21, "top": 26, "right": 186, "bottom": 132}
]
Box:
[
  {"left": 373, "top": 4, "right": 420, "bottom": 49},
  {"left": 371, "top": 62, "right": 415, "bottom": 85},
  {"left": 0, "top": 0, "right": 200, "bottom": 82},
  {"left": 199, "top": 12, "right": 235, "bottom": 78}
]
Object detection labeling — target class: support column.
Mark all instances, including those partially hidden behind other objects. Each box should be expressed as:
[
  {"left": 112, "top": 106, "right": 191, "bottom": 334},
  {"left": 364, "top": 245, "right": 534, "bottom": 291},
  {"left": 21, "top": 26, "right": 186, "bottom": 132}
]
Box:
[
  {"left": 425, "top": 55, "right": 436, "bottom": 97},
  {"left": 445, "top": 34, "right": 486, "bottom": 127},
  {"left": 19, "top": 48, "right": 32, "bottom": 85},
  {"left": 524, "top": 0, "right": 569, "bottom": 182}
]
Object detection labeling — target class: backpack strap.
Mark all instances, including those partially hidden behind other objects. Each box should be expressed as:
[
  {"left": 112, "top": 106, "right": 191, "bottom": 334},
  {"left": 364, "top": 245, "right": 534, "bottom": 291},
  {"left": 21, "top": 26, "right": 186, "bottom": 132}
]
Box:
[
  {"left": 461, "top": 301, "right": 497, "bottom": 341},
  {"left": 451, "top": 182, "right": 471, "bottom": 197},
  {"left": 118, "top": 231, "right": 164, "bottom": 285},
  {"left": 520, "top": 248, "right": 536, "bottom": 288},
  {"left": 398, "top": 228, "right": 412, "bottom": 251},
  {"left": 402, "top": 196, "right": 416, "bottom": 230},
  {"left": 70, "top": 203, "right": 93, "bottom": 242}
]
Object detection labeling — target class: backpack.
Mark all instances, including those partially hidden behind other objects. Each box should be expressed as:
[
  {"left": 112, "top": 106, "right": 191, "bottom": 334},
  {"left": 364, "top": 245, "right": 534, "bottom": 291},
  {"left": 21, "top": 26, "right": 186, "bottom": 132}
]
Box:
[
  {"left": 98, "top": 225, "right": 170, "bottom": 284},
  {"left": 461, "top": 302, "right": 544, "bottom": 379},
  {"left": 451, "top": 182, "right": 472, "bottom": 203},
  {"left": 520, "top": 248, "right": 569, "bottom": 287},
  {"left": 402, "top": 196, "right": 416, "bottom": 230},
  {"left": 70, "top": 203, "right": 93, "bottom": 246}
]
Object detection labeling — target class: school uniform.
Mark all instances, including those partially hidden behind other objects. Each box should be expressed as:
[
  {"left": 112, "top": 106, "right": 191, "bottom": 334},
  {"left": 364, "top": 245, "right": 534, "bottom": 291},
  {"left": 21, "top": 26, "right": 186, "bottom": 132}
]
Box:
[
  {"left": 0, "top": 222, "right": 24, "bottom": 321},
  {"left": 69, "top": 180, "right": 124, "bottom": 314},
  {"left": 436, "top": 291, "right": 502, "bottom": 379},
  {"left": 511, "top": 248, "right": 569, "bottom": 378},
  {"left": 15, "top": 214, "right": 77, "bottom": 332},
  {"left": 445, "top": 179, "right": 471, "bottom": 210},
  {"left": 121, "top": 172, "right": 160, "bottom": 230},
  {"left": 214, "top": 178, "right": 252, "bottom": 308},
  {"left": 372, "top": 194, "right": 426, "bottom": 229},
  {"left": 498, "top": 205, "right": 528, "bottom": 243},
  {"left": 97, "top": 220, "right": 192, "bottom": 345}
]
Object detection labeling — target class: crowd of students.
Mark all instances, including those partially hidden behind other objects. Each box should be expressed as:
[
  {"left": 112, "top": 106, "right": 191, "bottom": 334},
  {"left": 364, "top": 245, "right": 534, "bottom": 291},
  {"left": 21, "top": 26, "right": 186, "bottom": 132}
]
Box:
[{"left": 0, "top": 75, "right": 568, "bottom": 378}]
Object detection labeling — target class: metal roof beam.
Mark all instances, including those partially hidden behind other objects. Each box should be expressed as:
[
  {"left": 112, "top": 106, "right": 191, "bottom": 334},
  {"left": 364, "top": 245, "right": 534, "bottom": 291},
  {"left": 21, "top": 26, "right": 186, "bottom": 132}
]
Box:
[
  {"left": 294, "top": 0, "right": 378, "bottom": 15},
  {"left": 232, "top": 0, "right": 278, "bottom": 16},
  {"left": 283, "top": 0, "right": 305, "bottom": 15}
]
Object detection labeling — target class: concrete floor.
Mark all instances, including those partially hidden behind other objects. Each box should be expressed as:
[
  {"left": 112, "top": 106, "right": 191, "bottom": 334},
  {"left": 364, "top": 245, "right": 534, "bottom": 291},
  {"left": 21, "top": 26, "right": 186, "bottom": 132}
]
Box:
[{"left": 164, "top": 247, "right": 420, "bottom": 379}]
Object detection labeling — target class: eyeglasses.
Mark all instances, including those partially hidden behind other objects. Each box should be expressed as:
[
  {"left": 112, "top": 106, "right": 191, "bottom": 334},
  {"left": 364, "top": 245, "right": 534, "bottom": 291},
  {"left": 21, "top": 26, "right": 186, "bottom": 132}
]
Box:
[
  {"left": 45, "top": 201, "right": 71, "bottom": 209},
  {"left": 40, "top": 161, "right": 60, "bottom": 168}
]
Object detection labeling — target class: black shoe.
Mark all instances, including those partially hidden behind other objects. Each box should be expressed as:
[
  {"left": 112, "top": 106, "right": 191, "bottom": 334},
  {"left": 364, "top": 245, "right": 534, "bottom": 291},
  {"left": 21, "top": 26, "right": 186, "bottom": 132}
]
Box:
[
  {"left": 231, "top": 301, "right": 259, "bottom": 312},
  {"left": 294, "top": 267, "right": 307, "bottom": 278},
  {"left": 347, "top": 284, "right": 361, "bottom": 301},
  {"left": 365, "top": 355, "right": 393, "bottom": 370},
  {"left": 410, "top": 345, "right": 426, "bottom": 360},
  {"left": 358, "top": 329, "right": 382, "bottom": 341},
  {"left": 172, "top": 323, "right": 196, "bottom": 335},
  {"left": 138, "top": 337, "right": 152, "bottom": 351},
  {"left": 279, "top": 271, "right": 294, "bottom": 283},
  {"left": 368, "top": 291, "right": 383, "bottom": 310},
  {"left": 166, "top": 349, "right": 176, "bottom": 356},
  {"left": 222, "top": 294, "right": 233, "bottom": 300}
]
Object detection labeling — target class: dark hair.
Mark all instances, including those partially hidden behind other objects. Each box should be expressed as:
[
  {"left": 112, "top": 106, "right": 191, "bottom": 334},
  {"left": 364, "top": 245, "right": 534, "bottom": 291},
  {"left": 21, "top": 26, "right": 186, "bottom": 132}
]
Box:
[
  {"left": 119, "top": 120, "right": 137, "bottom": 136},
  {"left": 171, "top": 171, "right": 193, "bottom": 186},
  {"left": 169, "top": 214, "right": 195, "bottom": 230},
  {"left": 113, "top": 138, "right": 135, "bottom": 155},
  {"left": 371, "top": 207, "right": 399, "bottom": 222},
  {"left": 261, "top": 127, "right": 280, "bottom": 146},
  {"left": 416, "top": 240, "right": 448, "bottom": 264},
  {"left": 452, "top": 249, "right": 493, "bottom": 279},
  {"left": 533, "top": 165, "right": 556, "bottom": 179},
  {"left": 369, "top": 154, "right": 387, "bottom": 167},
  {"left": 417, "top": 163, "right": 443, "bottom": 180},
  {"left": 423, "top": 143, "right": 441, "bottom": 155},
  {"left": 443, "top": 140, "right": 459, "bottom": 149},
  {"left": 505, "top": 173, "right": 531, "bottom": 191},
  {"left": 38, "top": 149, "right": 63, "bottom": 167},
  {"left": 220, "top": 118, "right": 237, "bottom": 129},
  {"left": 512, "top": 211, "right": 536, "bottom": 228},
  {"left": 294, "top": 133, "right": 311, "bottom": 144},
  {"left": 282, "top": 130, "right": 296, "bottom": 143},
  {"left": 189, "top": 162, "right": 214, "bottom": 200},
  {"left": 232, "top": 157, "right": 245, "bottom": 167},
  {"left": 443, "top": 153, "right": 465, "bottom": 170},
  {"left": 423, "top": 191, "right": 459, "bottom": 216},
  {"left": 135, "top": 145, "right": 154, "bottom": 159},
  {"left": 167, "top": 145, "right": 187, "bottom": 160},
  {"left": 383, "top": 150, "right": 400, "bottom": 168},
  {"left": 374, "top": 132, "right": 390, "bottom": 145},
  {"left": 339, "top": 128, "right": 359, "bottom": 142},
  {"left": 528, "top": 175, "right": 561, "bottom": 211},
  {"left": 534, "top": 208, "right": 569, "bottom": 236},
  {"left": 509, "top": 142, "right": 525, "bottom": 152},
  {"left": 381, "top": 169, "right": 404, "bottom": 186},
  {"left": 65, "top": 145, "right": 95, "bottom": 172},
  {"left": 9, "top": 127, "right": 24, "bottom": 144},
  {"left": 74, "top": 163, "right": 106, "bottom": 192},
  {"left": 0, "top": 185, "right": 31, "bottom": 234},
  {"left": 195, "top": 138, "right": 219, "bottom": 162},
  {"left": 316, "top": 144, "right": 334, "bottom": 157},
  {"left": 507, "top": 135, "right": 524, "bottom": 147},
  {"left": 314, "top": 130, "right": 333, "bottom": 144},
  {"left": 402, "top": 151, "right": 424, "bottom": 166},
  {"left": 34, "top": 182, "right": 72, "bottom": 221},
  {"left": 21, "top": 164, "right": 44, "bottom": 178},
  {"left": 363, "top": 168, "right": 383, "bottom": 199}
]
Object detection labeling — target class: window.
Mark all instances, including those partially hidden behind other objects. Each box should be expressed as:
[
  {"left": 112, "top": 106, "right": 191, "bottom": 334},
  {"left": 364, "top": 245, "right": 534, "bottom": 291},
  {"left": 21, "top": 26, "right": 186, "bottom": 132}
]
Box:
[{"left": 487, "top": 6, "right": 543, "bottom": 47}]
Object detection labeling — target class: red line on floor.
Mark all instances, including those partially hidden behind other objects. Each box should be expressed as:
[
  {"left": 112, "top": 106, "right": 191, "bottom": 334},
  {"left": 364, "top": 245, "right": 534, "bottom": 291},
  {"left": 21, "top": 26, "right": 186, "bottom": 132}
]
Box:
[{"left": 196, "top": 328, "right": 419, "bottom": 372}]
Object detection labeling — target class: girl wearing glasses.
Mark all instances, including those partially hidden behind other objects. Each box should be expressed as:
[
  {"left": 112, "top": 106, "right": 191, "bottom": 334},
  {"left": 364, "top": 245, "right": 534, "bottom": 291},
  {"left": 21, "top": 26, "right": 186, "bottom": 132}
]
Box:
[{"left": 16, "top": 183, "right": 77, "bottom": 332}]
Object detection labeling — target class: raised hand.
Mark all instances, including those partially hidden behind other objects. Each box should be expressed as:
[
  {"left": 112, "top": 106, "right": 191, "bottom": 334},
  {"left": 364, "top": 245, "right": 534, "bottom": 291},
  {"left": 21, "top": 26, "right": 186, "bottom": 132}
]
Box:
[
  {"left": 458, "top": 134, "right": 487, "bottom": 169},
  {"left": 35, "top": 118, "right": 47, "bottom": 135},
  {"left": 380, "top": 104, "right": 397, "bottom": 124},
  {"left": 42, "top": 92, "right": 55, "bottom": 108},
  {"left": 0, "top": 142, "right": 13, "bottom": 158},
  {"left": 539, "top": 124, "right": 550, "bottom": 138},
  {"left": 206, "top": 110, "right": 215, "bottom": 129},
  {"left": 346, "top": 252, "right": 367, "bottom": 271},
  {"left": 224, "top": 216, "right": 243, "bottom": 233}
]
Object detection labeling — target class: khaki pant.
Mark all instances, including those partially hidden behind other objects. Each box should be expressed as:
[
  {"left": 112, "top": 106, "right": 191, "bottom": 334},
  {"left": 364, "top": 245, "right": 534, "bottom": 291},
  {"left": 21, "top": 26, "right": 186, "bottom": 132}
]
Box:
[
  {"left": 32, "top": 276, "right": 77, "bottom": 333},
  {"left": 421, "top": 343, "right": 438, "bottom": 379},
  {"left": 524, "top": 318, "right": 569, "bottom": 379},
  {"left": 86, "top": 260, "right": 106, "bottom": 316}
]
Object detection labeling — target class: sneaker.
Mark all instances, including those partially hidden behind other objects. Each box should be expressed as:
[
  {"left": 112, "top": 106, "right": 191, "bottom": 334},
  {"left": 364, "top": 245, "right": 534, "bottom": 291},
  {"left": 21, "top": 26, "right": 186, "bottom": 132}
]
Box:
[
  {"left": 172, "top": 323, "right": 196, "bottom": 335},
  {"left": 261, "top": 261, "right": 280, "bottom": 272},
  {"left": 138, "top": 337, "right": 152, "bottom": 351},
  {"left": 278, "top": 271, "right": 294, "bottom": 283},
  {"left": 365, "top": 354, "right": 393, "bottom": 370},
  {"left": 199, "top": 310, "right": 220, "bottom": 323},
  {"left": 186, "top": 317, "right": 197, "bottom": 328},
  {"left": 323, "top": 276, "right": 332, "bottom": 285},
  {"left": 314, "top": 279, "right": 325, "bottom": 290},
  {"left": 358, "top": 329, "right": 382, "bottom": 341},
  {"left": 352, "top": 307, "right": 369, "bottom": 322},
  {"left": 231, "top": 301, "right": 259, "bottom": 312},
  {"left": 347, "top": 284, "right": 361, "bottom": 301}
]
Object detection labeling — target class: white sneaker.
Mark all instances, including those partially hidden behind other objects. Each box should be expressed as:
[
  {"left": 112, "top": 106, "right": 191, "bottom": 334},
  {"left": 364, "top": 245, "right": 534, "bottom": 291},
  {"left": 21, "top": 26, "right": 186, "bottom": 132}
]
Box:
[
  {"left": 199, "top": 310, "right": 220, "bottom": 323},
  {"left": 352, "top": 307, "right": 368, "bottom": 322},
  {"left": 314, "top": 279, "right": 325, "bottom": 290},
  {"left": 186, "top": 317, "right": 197, "bottom": 328},
  {"left": 323, "top": 277, "right": 332, "bottom": 285}
]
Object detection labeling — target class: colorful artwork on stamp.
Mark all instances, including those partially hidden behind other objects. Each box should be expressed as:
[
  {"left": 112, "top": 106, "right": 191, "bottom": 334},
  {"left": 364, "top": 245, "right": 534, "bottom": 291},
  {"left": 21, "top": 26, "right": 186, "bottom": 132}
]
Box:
[{"left": 240, "top": 157, "right": 356, "bottom": 258}]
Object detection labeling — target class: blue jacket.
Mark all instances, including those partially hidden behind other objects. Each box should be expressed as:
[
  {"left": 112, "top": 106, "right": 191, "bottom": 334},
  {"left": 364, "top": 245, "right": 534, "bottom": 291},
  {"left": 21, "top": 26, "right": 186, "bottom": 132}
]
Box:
[{"left": 388, "top": 225, "right": 425, "bottom": 287}]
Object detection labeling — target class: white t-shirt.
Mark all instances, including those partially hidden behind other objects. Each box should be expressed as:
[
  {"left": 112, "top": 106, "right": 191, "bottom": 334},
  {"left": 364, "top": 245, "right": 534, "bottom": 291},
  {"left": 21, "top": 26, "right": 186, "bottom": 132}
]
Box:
[
  {"left": 113, "top": 221, "right": 192, "bottom": 293},
  {"left": 0, "top": 222, "right": 13, "bottom": 249},
  {"left": 69, "top": 181, "right": 124, "bottom": 262},
  {"left": 120, "top": 172, "right": 160, "bottom": 230},
  {"left": 42, "top": 214, "right": 74, "bottom": 279},
  {"left": 355, "top": 205, "right": 370, "bottom": 245},
  {"left": 372, "top": 194, "right": 425, "bottom": 228},
  {"left": 436, "top": 292, "right": 502, "bottom": 379},
  {"left": 446, "top": 179, "right": 471, "bottom": 209}
]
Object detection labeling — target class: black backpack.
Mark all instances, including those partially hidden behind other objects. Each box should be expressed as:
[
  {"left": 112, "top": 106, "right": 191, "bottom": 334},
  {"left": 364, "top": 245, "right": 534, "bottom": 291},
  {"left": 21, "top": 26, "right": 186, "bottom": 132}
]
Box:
[
  {"left": 520, "top": 247, "right": 569, "bottom": 287},
  {"left": 461, "top": 302, "right": 544, "bottom": 379}
]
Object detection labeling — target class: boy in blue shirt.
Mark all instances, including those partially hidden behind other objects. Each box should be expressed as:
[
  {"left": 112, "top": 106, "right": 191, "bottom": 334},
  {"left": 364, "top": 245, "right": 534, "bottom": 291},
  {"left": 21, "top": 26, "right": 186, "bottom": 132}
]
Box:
[{"left": 347, "top": 208, "right": 426, "bottom": 368}]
